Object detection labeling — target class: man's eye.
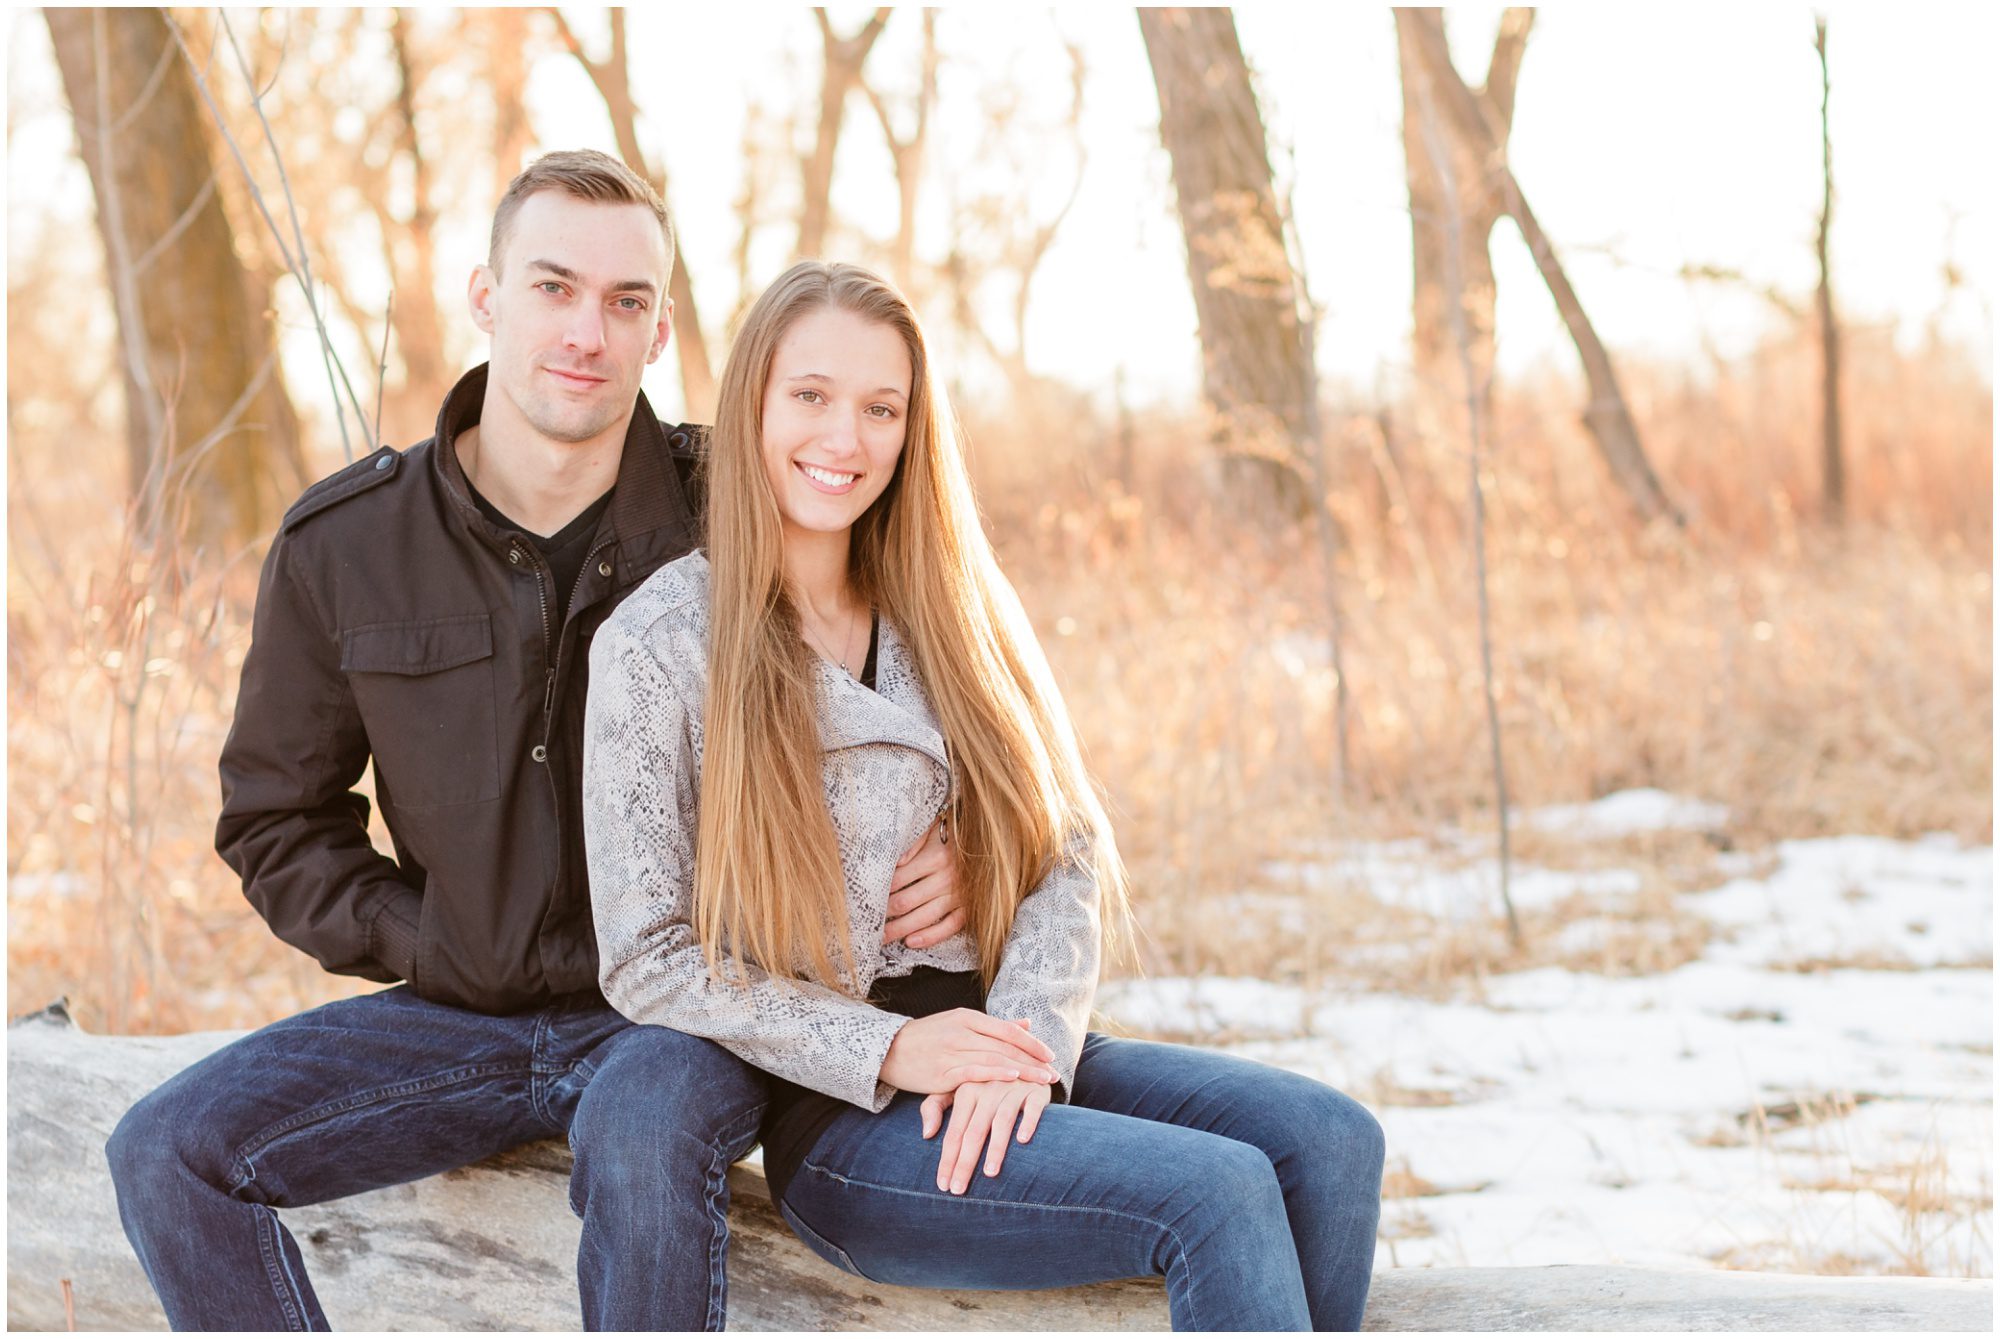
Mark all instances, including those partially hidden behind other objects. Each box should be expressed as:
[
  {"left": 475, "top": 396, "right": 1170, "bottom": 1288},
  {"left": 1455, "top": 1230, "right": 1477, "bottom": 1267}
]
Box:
[
  {"left": 617, "top": 297, "right": 644, "bottom": 311},
  {"left": 538, "top": 282, "right": 564, "bottom": 295}
]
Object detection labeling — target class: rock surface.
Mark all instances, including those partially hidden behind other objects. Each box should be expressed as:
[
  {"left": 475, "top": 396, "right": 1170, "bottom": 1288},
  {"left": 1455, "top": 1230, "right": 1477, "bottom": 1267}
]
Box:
[{"left": 8, "top": 1009, "right": 1990, "bottom": 1331}]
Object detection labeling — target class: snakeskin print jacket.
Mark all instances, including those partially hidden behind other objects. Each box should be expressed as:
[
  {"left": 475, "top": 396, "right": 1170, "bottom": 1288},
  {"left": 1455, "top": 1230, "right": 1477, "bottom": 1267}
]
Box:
[{"left": 581, "top": 551, "right": 1102, "bottom": 1112}]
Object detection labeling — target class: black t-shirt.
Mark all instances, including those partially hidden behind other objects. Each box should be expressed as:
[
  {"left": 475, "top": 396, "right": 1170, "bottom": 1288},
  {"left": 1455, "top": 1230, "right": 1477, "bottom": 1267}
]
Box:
[{"left": 467, "top": 483, "right": 614, "bottom": 625}]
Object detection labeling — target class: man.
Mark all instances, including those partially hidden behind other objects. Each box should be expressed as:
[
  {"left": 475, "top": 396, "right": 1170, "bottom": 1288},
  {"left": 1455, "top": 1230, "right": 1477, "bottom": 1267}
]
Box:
[{"left": 105, "top": 150, "right": 981, "bottom": 1331}]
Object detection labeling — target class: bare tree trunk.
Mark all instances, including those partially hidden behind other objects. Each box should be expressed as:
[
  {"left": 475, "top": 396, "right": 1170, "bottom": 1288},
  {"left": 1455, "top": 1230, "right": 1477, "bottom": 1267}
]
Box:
[
  {"left": 383, "top": 10, "right": 449, "bottom": 419},
  {"left": 1814, "top": 14, "right": 1844, "bottom": 524},
  {"left": 1395, "top": 8, "right": 1532, "bottom": 445},
  {"left": 1403, "top": 16, "right": 1683, "bottom": 527},
  {"left": 798, "top": 7, "right": 892, "bottom": 260},
  {"left": 47, "top": 5, "right": 301, "bottom": 546},
  {"left": 862, "top": 8, "right": 938, "bottom": 295},
  {"left": 483, "top": 7, "right": 536, "bottom": 200},
  {"left": 1137, "top": 7, "right": 1314, "bottom": 516},
  {"left": 545, "top": 8, "right": 716, "bottom": 421}
]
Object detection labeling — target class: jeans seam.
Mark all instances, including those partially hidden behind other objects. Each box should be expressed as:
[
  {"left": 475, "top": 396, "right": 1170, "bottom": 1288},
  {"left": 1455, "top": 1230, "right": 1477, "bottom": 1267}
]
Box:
[
  {"left": 787, "top": 1161, "right": 1202, "bottom": 1325},
  {"left": 237, "top": 1061, "right": 533, "bottom": 1161},
  {"left": 251, "top": 1203, "right": 308, "bottom": 1331},
  {"left": 702, "top": 1104, "right": 765, "bottom": 1330}
]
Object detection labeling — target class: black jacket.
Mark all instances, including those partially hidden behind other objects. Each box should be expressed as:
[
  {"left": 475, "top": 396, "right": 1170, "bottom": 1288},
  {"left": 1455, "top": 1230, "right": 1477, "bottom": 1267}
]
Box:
[{"left": 216, "top": 364, "right": 705, "bottom": 1013}]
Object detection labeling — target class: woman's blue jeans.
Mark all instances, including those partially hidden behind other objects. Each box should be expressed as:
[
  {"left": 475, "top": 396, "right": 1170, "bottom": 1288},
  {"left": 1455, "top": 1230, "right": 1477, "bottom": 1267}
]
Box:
[
  {"left": 778, "top": 1033, "right": 1385, "bottom": 1331},
  {"left": 104, "top": 985, "right": 767, "bottom": 1331}
]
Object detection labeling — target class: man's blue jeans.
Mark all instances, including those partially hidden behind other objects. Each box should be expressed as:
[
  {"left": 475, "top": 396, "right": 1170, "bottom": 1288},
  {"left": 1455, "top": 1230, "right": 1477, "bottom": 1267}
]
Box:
[
  {"left": 105, "top": 986, "right": 767, "bottom": 1331},
  {"left": 779, "top": 1034, "right": 1384, "bottom": 1332}
]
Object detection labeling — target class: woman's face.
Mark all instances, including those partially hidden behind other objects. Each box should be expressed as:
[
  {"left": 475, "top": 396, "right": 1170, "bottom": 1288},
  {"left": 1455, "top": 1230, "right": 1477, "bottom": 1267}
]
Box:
[{"left": 761, "top": 306, "right": 912, "bottom": 545}]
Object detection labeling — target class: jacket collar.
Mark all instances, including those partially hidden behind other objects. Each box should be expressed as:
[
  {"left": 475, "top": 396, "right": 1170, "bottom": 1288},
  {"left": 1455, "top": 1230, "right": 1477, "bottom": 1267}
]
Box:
[
  {"left": 429, "top": 364, "right": 698, "bottom": 576},
  {"left": 813, "top": 617, "right": 949, "bottom": 771},
  {"left": 677, "top": 551, "right": 950, "bottom": 771}
]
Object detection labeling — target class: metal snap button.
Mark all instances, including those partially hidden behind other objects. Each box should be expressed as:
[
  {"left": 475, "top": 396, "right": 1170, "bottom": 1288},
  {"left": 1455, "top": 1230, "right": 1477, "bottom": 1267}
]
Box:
[
  {"left": 531, "top": 745, "right": 548, "bottom": 763},
  {"left": 598, "top": 560, "right": 613, "bottom": 577}
]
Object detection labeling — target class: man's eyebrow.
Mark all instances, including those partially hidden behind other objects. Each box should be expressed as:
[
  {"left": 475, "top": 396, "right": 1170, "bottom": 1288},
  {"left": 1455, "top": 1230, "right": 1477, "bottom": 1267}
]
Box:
[
  {"left": 783, "top": 373, "right": 908, "bottom": 398},
  {"left": 523, "top": 259, "right": 657, "bottom": 297}
]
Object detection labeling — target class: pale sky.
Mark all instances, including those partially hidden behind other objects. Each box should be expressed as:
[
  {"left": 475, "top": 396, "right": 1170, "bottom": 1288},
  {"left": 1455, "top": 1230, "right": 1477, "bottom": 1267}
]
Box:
[{"left": 8, "top": 5, "right": 1994, "bottom": 431}]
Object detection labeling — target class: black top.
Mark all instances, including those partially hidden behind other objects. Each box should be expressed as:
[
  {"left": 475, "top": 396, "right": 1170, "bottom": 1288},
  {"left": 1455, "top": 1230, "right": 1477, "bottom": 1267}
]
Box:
[
  {"left": 467, "top": 482, "right": 615, "bottom": 625},
  {"left": 759, "top": 611, "right": 984, "bottom": 1206}
]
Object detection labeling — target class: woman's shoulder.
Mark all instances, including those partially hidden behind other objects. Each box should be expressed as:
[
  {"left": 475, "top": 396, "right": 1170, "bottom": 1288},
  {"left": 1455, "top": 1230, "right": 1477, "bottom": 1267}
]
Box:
[{"left": 596, "top": 549, "right": 711, "bottom": 657}]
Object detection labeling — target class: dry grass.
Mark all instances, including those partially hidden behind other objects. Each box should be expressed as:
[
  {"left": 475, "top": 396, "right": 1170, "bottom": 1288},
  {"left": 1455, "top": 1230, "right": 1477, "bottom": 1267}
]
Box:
[
  {"left": 7, "top": 315, "right": 1991, "bottom": 1033},
  {"left": 1703, "top": 1096, "right": 1990, "bottom": 1278}
]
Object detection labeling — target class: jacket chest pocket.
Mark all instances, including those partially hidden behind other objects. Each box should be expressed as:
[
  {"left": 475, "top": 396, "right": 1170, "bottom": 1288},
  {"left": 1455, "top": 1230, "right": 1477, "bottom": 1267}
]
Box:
[{"left": 342, "top": 614, "right": 501, "bottom": 809}]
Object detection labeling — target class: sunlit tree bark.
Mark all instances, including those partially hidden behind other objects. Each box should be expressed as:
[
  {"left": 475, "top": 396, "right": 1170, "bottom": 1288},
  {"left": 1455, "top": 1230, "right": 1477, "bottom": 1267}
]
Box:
[
  {"left": 1395, "top": 8, "right": 1532, "bottom": 442},
  {"left": 47, "top": 5, "right": 302, "bottom": 545},
  {"left": 1137, "top": 6, "right": 1315, "bottom": 513}
]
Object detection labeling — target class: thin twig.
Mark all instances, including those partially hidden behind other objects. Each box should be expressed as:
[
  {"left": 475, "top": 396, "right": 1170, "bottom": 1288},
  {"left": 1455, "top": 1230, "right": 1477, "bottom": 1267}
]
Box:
[
  {"left": 91, "top": 9, "right": 168, "bottom": 541},
  {"left": 165, "top": 10, "right": 378, "bottom": 460},
  {"left": 374, "top": 289, "right": 393, "bottom": 450},
  {"left": 216, "top": 9, "right": 378, "bottom": 452},
  {"left": 1414, "top": 57, "right": 1520, "bottom": 947},
  {"left": 1273, "top": 133, "right": 1351, "bottom": 795}
]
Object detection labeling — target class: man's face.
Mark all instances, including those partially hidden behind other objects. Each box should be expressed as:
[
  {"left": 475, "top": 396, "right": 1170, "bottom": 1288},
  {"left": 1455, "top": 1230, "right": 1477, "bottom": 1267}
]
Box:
[{"left": 469, "top": 191, "right": 671, "bottom": 448}]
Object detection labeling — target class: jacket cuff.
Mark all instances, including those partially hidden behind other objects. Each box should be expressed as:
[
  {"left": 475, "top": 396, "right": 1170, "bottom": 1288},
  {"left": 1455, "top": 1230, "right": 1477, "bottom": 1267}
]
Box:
[{"left": 367, "top": 890, "right": 424, "bottom": 985}]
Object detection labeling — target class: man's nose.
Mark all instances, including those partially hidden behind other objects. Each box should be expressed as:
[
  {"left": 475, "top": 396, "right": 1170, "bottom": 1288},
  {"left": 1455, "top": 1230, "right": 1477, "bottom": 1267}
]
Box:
[{"left": 564, "top": 302, "right": 607, "bottom": 354}]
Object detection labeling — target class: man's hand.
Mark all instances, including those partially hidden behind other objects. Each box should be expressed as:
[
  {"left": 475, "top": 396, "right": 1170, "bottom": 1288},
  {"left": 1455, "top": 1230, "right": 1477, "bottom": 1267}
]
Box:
[
  {"left": 882, "top": 819, "right": 966, "bottom": 948},
  {"left": 920, "top": 1078, "right": 1051, "bottom": 1194},
  {"left": 880, "top": 1011, "right": 1056, "bottom": 1094}
]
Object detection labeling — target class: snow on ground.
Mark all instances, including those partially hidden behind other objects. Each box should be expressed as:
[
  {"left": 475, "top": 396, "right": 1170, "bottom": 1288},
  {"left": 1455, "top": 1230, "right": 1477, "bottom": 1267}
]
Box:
[{"left": 1098, "top": 792, "right": 1994, "bottom": 1278}]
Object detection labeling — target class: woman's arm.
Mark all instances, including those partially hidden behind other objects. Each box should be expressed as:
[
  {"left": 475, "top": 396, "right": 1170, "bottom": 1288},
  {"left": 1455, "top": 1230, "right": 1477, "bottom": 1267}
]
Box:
[{"left": 980, "top": 837, "right": 1101, "bottom": 1099}]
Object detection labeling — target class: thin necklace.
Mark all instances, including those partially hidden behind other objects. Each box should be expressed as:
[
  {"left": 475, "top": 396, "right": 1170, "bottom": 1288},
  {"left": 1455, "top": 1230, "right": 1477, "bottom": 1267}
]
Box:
[{"left": 804, "top": 602, "right": 862, "bottom": 678}]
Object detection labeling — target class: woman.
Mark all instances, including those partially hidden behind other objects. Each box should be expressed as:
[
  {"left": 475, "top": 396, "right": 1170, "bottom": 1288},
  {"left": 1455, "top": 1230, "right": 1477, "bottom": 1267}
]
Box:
[{"left": 582, "top": 261, "right": 1383, "bottom": 1331}]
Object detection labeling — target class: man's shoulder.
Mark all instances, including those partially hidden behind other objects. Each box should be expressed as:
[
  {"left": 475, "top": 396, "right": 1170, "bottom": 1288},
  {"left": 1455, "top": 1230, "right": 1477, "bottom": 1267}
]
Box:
[{"left": 280, "top": 440, "right": 434, "bottom": 536}]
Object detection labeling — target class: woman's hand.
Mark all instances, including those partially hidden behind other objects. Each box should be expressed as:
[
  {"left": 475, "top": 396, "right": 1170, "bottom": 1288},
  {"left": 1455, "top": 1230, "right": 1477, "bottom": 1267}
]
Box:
[
  {"left": 919, "top": 1079, "right": 1051, "bottom": 1193},
  {"left": 882, "top": 820, "right": 966, "bottom": 948},
  {"left": 880, "top": 1011, "right": 1057, "bottom": 1093}
]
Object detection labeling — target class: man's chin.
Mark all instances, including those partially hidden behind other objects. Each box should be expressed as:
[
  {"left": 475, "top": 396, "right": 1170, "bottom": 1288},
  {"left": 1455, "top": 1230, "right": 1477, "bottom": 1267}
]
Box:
[{"left": 522, "top": 401, "right": 625, "bottom": 447}]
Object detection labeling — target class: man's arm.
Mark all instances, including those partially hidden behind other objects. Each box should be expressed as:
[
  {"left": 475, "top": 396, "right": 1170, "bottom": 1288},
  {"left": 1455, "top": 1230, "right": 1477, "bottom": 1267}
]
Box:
[{"left": 215, "top": 531, "right": 425, "bottom": 984}]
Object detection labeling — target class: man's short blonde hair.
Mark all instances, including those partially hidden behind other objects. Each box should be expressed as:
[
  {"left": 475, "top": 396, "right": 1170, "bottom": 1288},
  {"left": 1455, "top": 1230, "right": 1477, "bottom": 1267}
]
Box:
[{"left": 488, "top": 149, "right": 674, "bottom": 277}]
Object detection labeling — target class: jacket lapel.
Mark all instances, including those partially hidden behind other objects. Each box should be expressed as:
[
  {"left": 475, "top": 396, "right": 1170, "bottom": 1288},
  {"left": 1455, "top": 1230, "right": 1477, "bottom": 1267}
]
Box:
[{"left": 814, "top": 619, "right": 949, "bottom": 772}]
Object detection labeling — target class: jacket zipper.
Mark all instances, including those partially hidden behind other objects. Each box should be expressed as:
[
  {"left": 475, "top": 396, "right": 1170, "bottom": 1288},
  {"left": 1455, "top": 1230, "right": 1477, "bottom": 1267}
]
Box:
[{"left": 541, "top": 538, "right": 615, "bottom": 747}]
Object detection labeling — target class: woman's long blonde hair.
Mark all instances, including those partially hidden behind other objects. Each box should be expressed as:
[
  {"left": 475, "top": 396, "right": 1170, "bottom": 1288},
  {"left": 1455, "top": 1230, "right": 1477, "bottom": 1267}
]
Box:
[{"left": 695, "top": 260, "right": 1126, "bottom": 990}]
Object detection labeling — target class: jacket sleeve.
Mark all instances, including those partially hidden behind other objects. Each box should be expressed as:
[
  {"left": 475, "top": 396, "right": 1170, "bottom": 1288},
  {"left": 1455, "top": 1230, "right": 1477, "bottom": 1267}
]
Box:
[
  {"left": 215, "top": 531, "right": 424, "bottom": 984},
  {"left": 583, "top": 615, "right": 909, "bottom": 1111},
  {"left": 981, "top": 833, "right": 1101, "bottom": 1103}
]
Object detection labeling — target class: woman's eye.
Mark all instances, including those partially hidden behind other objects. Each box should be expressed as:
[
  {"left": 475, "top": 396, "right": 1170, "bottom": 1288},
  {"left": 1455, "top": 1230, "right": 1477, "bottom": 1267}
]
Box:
[
  {"left": 868, "top": 404, "right": 897, "bottom": 419},
  {"left": 796, "top": 389, "right": 823, "bottom": 404}
]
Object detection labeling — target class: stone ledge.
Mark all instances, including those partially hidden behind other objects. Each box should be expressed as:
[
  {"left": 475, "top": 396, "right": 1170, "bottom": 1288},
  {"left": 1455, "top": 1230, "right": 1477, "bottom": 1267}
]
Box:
[{"left": 8, "top": 1008, "right": 1989, "bottom": 1331}]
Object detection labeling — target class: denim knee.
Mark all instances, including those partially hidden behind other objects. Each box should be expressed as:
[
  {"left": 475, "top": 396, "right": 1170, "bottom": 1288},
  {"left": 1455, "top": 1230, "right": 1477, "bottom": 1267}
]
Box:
[
  {"left": 1314, "top": 1087, "right": 1386, "bottom": 1184},
  {"left": 568, "top": 1028, "right": 765, "bottom": 1213},
  {"left": 106, "top": 1078, "right": 216, "bottom": 1208}
]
